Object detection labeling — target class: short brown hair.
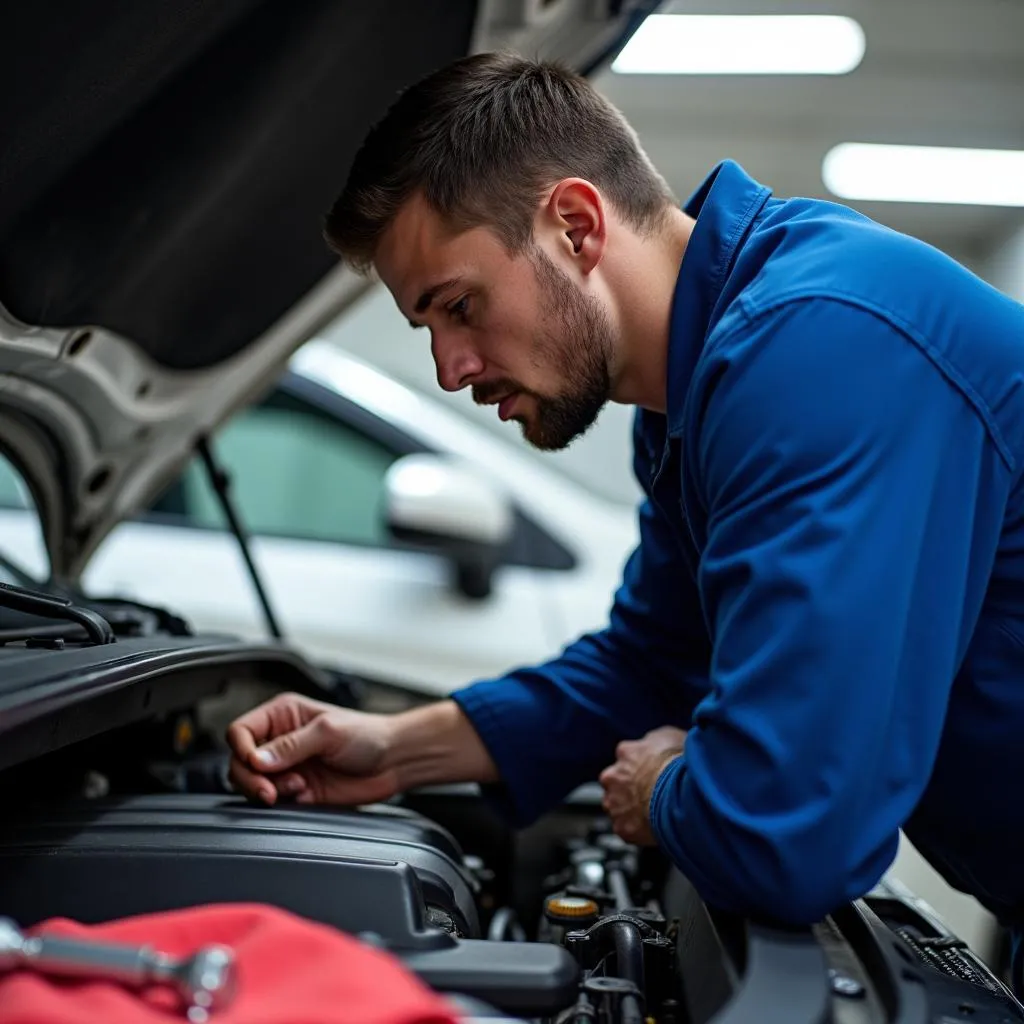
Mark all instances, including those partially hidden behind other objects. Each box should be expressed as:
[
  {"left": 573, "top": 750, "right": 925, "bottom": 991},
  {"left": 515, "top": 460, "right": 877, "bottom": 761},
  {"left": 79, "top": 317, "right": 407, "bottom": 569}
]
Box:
[{"left": 325, "top": 52, "right": 676, "bottom": 272}]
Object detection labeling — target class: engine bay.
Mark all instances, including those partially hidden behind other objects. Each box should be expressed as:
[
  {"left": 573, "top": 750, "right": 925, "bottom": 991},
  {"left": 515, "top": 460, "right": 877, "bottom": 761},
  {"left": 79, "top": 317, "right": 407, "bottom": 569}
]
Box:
[{"left": 0, "top": 646, "right": 1021, "bottom": 1023}]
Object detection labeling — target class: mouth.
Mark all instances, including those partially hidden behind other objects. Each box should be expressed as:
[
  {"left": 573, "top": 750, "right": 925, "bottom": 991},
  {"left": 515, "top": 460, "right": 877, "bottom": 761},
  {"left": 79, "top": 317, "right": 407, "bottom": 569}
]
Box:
[
  {"left": 497, "top": 393, "right": 520, "bottom": 422},
  {"left": 474, "top": 385, "right": 524, "bottom": 422}
]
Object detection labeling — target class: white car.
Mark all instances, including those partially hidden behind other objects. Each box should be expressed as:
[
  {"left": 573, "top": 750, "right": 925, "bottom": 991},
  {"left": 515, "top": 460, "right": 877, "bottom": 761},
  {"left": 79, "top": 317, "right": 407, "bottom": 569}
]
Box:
[{"left": 0, "top": 339, "right": 637, "bottom": 695}]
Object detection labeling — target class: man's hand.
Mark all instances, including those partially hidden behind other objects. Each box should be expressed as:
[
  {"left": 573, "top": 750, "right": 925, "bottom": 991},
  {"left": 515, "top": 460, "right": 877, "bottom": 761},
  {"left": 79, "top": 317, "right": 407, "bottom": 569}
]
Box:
[
  {"left": 226, "top": 692, "right": 398, "bottom": 807},
  {"left": 226, "top": 693, "right": 499, "bottom": 808},
  {"left": 599, "top": 726, "right": 687, "bottom": 845}
]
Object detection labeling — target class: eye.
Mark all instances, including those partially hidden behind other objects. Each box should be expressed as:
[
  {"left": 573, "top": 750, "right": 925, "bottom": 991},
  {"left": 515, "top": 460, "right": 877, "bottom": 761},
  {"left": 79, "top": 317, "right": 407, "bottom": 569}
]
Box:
[{"left": 447, "top": 296, "right": 470, "bottom": 324}]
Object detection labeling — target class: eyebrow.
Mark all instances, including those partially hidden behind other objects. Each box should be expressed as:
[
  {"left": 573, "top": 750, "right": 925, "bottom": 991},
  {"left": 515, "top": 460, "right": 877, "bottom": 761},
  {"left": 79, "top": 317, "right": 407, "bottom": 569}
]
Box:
[{"left": 407, "top": 278, "right": 461, "bottom": 328}]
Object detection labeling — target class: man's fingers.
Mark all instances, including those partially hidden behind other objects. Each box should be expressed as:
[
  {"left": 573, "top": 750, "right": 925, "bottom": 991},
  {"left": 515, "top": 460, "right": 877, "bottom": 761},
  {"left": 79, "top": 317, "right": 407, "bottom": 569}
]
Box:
[
  {"left": 228, "top": 757, "right": 277, "bottom": 805},
  {"left": 611, "top": 813, "right": 647, "bottom": 845},
  {"left": 226, "top": 700, "right": 287, "bottom": 759},
  {"left": 611, "top": 814, "right": 635, "bottom": 841},
  {"left": 249, "top": 717, "right": 329, "bottom": 774},
  {"left": 640, "top": 726, "right": 687, "bottom": 757},
  {"left": 227, "top": 696, "right": 296, "bottom": 762},
  {"left": 276, "top": 772, "right": 309, "bottom": 797},
  {"left": 297, "top": 768, "right": 396, "bottom": 808},
  {"left": 228, "top": 760, "right": 316, "bottom": 806},
  {"left": 227, "top": 693, "right": 330, "bottom": 762},
  {"left": 603, "top": 791, "right": 627, "bottom": 815},
  {"left": 226, "top": 720, "right": 259, "bottom": 765}
]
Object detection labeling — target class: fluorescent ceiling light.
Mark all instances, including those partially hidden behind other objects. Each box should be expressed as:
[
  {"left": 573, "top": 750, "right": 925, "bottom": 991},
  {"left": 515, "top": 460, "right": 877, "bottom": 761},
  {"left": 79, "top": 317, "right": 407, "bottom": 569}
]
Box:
[
  {"left": 823, "top": 143, "right": 1024, "bottom": 207},
  {"left": 612, "top": 14, "right": 865, "bottom": 75}
]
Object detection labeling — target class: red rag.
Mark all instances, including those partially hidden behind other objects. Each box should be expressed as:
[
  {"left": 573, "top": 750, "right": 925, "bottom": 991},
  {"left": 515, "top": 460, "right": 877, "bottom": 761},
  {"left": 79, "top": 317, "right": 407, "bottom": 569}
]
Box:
[{"left": 0, "top": 903, "right": 460, "bottom": 1024}]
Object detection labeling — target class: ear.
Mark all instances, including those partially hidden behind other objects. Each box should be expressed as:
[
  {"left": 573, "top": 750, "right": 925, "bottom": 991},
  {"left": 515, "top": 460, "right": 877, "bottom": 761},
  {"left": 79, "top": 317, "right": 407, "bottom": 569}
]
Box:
[{"left": 542, "top": 178, "right": 607, "bottom": 275}]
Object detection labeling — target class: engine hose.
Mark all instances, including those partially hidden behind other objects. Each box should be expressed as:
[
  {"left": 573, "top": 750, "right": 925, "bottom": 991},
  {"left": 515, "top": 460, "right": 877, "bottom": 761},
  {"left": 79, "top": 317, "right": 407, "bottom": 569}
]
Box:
[
  {"left": 486, "top": 906, "right": 526, "bottom": 942},
  {"left": 609, "top": 919, "right": 645, "bottom": 995},
  {"left": 583, "top": 913, "right": 661, "bottom": 941},
  {"left": 620, "top": 992, "right": 644, "bottom": 1024},
  {"left": 554, "top": 991, "right": 594, "bottom": 1024},
  {"left": 606, "top": 867, "right": 633, "bottom": 913}
]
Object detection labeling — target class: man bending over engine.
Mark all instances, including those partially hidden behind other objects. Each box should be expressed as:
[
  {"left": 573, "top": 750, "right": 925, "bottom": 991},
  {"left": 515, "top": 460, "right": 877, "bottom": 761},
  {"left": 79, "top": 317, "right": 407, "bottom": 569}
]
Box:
[{"left": 227, "top": 53, "right": 1024, "bottom": 986}]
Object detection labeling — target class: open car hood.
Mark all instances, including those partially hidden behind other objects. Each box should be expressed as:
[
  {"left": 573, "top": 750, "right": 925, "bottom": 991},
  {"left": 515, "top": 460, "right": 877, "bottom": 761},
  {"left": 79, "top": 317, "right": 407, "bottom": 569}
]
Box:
[{"left": 0, "top": 0, "right": 657, "bottom": 581}]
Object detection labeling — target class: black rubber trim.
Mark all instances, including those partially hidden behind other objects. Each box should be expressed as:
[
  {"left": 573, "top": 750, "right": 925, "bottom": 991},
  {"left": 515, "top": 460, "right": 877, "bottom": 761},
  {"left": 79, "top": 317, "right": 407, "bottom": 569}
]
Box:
[
  {"left": 0, "top": 638, "right": 326, "bottom": 771},
  {"left": 0, "top": 581, "right": 115, "bottom": 645},
  {"left": 710, "top": 924, "right": 833, "bottom": 1024}
]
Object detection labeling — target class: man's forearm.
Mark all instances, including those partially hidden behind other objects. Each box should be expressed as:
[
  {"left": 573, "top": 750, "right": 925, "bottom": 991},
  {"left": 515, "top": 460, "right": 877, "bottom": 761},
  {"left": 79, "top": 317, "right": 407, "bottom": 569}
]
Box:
[{"left": 382, "top": 699, "right": 500, "bottom": 791}]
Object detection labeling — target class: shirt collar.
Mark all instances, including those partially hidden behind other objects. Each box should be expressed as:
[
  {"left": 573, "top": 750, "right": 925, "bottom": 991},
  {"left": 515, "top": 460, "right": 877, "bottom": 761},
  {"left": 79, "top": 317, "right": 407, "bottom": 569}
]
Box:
[{"left": 665, "top": 160, "right": 772, "bottom": 435}]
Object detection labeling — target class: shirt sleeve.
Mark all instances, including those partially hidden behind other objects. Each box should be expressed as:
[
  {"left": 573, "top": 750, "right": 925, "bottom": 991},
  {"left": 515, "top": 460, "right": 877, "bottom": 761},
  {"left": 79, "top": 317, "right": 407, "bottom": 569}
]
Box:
[
  {"left": 649, "top": 297, "right": 1009, "bottom": 925},
  {"left": 452, "top": 415, "right": 712, "bottom": 826}
]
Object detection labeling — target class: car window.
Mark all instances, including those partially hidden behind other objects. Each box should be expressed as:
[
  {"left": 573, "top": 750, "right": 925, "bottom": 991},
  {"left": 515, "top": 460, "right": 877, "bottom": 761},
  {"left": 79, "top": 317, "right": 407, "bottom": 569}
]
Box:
[
  {"left": 149, "top": 391, "right": 399, "bottom": 547},
  {"left": 0, "top": 451, "right": 50, "bottom": 582},
  {"left": 0, "top": 454, "right": 32, "bottom": 510}
]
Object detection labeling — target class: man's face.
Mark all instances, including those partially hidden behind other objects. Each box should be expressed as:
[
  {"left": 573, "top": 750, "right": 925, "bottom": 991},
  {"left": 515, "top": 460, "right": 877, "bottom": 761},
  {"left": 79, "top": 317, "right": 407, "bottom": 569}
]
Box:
[{"left": 375, "top": 194, "right": 614, "bottom": 451}]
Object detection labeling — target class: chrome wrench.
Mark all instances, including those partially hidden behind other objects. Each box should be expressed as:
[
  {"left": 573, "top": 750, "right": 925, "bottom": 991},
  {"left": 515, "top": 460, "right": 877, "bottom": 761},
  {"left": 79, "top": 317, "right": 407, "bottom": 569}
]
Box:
[{"left": 0, "top": 917, "right": 236, "bottom": 1021}]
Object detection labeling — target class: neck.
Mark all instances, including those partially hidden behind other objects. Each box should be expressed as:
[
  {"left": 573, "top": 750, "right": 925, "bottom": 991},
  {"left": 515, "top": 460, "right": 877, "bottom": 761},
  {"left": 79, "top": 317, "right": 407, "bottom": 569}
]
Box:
[{"left": 606, "top": 207, "right": 694, "bottom": 414}]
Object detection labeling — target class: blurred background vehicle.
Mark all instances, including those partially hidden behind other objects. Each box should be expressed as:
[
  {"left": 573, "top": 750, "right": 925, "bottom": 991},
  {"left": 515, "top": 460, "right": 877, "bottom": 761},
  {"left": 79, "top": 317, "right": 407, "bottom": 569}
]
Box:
[{"left": 0, "top": 343, "right": 637, "bottom": 694}]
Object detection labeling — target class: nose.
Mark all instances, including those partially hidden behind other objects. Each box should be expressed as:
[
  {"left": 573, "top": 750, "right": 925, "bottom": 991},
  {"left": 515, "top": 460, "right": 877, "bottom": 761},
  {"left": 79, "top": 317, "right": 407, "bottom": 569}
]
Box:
[{"left": 431, "top": 330, "right": 484, "bottom": 393}]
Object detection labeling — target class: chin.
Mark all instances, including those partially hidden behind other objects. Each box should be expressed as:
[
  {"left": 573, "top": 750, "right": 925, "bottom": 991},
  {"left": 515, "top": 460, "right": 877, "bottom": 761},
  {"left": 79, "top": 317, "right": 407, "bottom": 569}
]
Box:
[
  {"left": 517, "top": 403, "right": 601, "bottom": 452},
  {"left": 516, "top": 418, "right": 542, "bottom": 447},
  {"left": 521, "top": 422, "right": 571, "bottom": 453},
  {"left": 514, "top": 417, "right": 538, "bottom": 444}
]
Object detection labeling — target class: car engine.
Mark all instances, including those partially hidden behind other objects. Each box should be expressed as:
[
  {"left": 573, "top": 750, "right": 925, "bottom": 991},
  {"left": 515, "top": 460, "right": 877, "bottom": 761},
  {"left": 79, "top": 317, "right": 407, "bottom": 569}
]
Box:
[
  {"left": 0, "top": 653, "right": 1020, "bottom": 1023},
  {"left": 0, "top": 781, "right": 679, "bottom": 1022}
]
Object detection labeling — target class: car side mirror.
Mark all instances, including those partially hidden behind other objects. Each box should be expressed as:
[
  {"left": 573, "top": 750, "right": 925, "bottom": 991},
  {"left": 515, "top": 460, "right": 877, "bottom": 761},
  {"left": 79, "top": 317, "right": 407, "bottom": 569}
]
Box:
[{"left": 383, "top": 454, "right": 514, "bottom": 600}]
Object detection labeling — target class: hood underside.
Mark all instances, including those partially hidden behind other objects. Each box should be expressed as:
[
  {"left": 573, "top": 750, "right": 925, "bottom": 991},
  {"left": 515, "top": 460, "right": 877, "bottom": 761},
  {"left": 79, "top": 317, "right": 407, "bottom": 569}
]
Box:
[{"left": 0, "top": 0, "right": 658, "bottom": 580}]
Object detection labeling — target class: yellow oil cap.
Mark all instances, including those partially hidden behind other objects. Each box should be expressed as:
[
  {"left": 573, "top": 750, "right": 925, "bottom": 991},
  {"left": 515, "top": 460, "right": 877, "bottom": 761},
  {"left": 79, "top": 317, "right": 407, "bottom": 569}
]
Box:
[{"left": 544, "top": 895, "right": 599, "bottom": 924}]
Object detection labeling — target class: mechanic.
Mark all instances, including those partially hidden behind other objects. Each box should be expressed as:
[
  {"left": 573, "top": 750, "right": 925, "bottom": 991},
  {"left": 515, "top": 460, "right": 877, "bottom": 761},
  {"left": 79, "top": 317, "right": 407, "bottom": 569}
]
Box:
[{"left": 227, "top": 53, "right": 1024, "bottom": 980}]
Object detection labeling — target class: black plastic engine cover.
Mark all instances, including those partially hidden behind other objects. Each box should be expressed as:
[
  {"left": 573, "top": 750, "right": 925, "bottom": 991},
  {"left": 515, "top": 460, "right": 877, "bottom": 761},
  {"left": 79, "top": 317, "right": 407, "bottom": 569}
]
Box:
[
  {"left": 0, "top": 793, "right": 479, "bottom": 948},
  {"left": 666, "top": 869, "right": 1024, "bottom": 1024}
]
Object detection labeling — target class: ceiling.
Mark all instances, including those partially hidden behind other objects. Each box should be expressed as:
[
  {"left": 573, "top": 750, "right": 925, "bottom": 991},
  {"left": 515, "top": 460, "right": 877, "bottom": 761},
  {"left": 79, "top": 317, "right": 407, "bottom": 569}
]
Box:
[{"left": 595, "top": 0, "right": 1024, "bottom": 272}]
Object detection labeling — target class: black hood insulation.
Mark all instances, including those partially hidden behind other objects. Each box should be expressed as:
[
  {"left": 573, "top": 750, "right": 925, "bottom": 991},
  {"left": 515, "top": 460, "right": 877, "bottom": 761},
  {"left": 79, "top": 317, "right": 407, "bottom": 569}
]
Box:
[{"left": 0, "top": 1, "right": 476, "bottom": 370}]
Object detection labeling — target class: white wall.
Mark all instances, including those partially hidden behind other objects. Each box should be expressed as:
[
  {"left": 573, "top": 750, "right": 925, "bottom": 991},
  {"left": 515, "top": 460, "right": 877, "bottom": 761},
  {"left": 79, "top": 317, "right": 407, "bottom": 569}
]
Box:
[{"left": 985, "top": 226, "right": 1024, "bottom": 300}]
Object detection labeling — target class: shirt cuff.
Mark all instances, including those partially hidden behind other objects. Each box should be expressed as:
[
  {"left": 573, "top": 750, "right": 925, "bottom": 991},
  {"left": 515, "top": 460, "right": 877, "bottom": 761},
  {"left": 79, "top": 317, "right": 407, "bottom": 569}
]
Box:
[{"left": 649, "top": 753, "right": 687, "bottom": 846}]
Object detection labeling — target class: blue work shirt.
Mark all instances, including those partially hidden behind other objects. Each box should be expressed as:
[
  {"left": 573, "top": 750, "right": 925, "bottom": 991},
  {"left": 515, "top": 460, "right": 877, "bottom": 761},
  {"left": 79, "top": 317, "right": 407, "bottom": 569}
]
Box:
[{"left": 453, "top": 160, "right": 1024, "bottom": 931}]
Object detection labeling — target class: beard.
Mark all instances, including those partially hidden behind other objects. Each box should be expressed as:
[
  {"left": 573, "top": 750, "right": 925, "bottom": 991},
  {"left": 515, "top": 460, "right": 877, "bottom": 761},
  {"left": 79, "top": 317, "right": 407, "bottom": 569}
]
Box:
[{"left": 473, "top": 247, "right": 613, "bottom": 452}]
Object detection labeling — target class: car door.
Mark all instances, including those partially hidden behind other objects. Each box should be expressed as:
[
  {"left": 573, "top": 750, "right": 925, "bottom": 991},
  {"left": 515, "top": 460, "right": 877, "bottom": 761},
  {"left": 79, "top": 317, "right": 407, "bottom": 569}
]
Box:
[{"left": 82, "top": 376, "right": 561, "bottom": 695}]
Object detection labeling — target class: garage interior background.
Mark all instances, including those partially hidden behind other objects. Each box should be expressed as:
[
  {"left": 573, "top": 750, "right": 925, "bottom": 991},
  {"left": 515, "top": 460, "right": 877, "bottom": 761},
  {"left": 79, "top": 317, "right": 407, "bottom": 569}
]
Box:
[{"left": 321, "top": 0, "right": 1024, "bottom": 964}]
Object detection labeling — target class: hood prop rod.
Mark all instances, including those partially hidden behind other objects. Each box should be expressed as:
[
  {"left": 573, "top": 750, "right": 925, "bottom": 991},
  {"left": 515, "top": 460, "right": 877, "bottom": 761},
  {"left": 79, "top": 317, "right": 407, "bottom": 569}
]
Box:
[{"left": 196, "top": 437, "right": 283, "bottom": 641}]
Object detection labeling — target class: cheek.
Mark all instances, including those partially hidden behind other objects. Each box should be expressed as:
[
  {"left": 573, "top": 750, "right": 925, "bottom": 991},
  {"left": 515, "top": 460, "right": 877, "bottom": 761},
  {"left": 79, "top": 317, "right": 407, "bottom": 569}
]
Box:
[
  {"left": 470, "top": 317, "right": 527, "bottom": 371},
  {"left": 481, "top": 287, "right": 543, "bottom": 343}
]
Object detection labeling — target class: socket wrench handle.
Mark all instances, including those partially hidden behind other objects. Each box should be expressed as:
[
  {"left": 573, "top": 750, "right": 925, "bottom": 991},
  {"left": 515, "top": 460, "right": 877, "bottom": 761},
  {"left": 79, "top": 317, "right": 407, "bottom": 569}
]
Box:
[
  {"left": 0, "top": 917, "right": 236, "bottom": 1019},
  {"left": 5, "top": 930, "right": 159, "bottom": 985}
]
